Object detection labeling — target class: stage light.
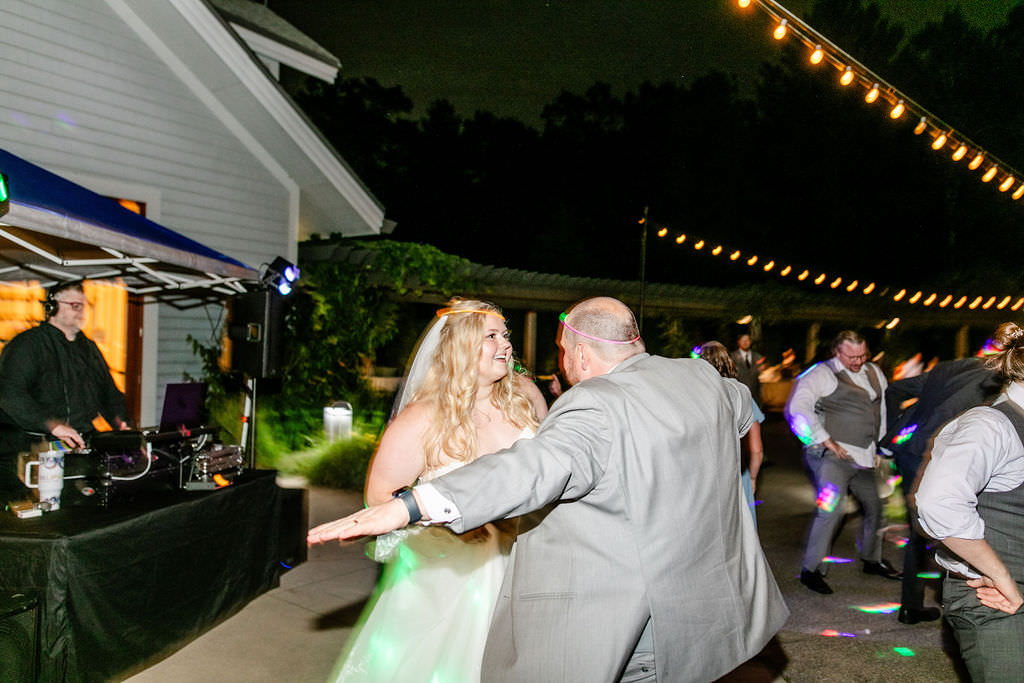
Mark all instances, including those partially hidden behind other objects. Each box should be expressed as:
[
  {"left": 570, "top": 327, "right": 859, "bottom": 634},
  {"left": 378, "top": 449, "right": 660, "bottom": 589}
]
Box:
[
  {"left": 913, "top": 117, "right": 927, "bottom": 135},
  {"left": 982, "top": 166, "right": 998, "bottom": 183},
  {"left": 889, "top": 100, "right": 905, "bottom": 119},
  {"left": 1000, "top": 176, "right": 1015, "bottom": 192},
  {"left": 810, "top": 45, "right": 824, "bottom": 64},
  {"left": 0, "top": 172, "right": 8, "bottom": 218},
  {"left": 952, "top": 144, "right": 968, "bottom": 161},
  {"left": 840, "top": 66, "right": 855, "bottom": 86},
  {"left": 865, "top": 83, "right": 879, "bottom": 103},
  {"left": 969, "top": 154, "right": 985, "bottom": 170},
  {"left": 261, "top": 256, "right": 300, "bottom": 296},
  {"left": 773, "top": 19, "right": 788, "bottom": 40},
  {"left": 932, "top": 133, "right": 947, "bottom": 150}
]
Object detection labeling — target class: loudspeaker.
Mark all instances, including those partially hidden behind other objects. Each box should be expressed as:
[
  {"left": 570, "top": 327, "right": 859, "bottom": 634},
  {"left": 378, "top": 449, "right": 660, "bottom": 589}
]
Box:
[
  {"left": 228, "top": 289, "right": 287, "bottom": 378},
  {"left": 0, "top": 592, "right": 40, "bottom": 682}
]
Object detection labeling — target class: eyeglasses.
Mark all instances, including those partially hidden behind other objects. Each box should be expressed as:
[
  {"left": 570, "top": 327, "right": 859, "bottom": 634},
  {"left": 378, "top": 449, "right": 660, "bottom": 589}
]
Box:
[{"left": 56, "top": 300, "right": 86, "bottom": 312}]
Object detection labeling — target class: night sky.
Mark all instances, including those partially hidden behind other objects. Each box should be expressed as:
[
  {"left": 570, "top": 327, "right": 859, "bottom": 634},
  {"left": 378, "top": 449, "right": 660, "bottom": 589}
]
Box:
[{"left": 267, "top": 0, "right": 1020, "bottom": 124}]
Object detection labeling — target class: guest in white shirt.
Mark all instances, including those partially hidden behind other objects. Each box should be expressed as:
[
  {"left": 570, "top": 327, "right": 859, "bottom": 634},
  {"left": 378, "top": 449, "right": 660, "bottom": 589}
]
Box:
[
  {"left": 917, "top": 321, "right": 1024, "bottom": 682},
  {"left": 785, "top": 330, "right": 901, "bottom": 594}
]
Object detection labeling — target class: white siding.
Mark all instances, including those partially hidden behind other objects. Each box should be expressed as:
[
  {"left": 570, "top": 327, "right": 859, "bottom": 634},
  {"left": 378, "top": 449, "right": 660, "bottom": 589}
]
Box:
[{"left": 0, "top": 0, "right": 294, "bottom": 405}]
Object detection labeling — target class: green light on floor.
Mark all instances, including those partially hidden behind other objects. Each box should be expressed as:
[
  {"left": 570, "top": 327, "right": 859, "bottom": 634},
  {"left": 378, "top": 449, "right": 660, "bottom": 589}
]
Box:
[
  {"left": 0, "top": 173, "right": 8, "bottom": 202},
  {"left": 894, "top": 647, "right": 915, "bottom": 657}
]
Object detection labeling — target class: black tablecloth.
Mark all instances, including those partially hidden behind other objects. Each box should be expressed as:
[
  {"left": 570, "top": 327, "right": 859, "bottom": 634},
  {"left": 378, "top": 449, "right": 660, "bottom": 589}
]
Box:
[{"left": 0, "top": 469, "right": 289, "bottom": 682}]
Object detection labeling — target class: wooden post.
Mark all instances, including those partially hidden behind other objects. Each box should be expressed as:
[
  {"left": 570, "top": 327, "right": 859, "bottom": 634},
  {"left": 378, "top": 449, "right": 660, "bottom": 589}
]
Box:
[{"left": 523, "top": 310, "right": 537, "bottom": 372}]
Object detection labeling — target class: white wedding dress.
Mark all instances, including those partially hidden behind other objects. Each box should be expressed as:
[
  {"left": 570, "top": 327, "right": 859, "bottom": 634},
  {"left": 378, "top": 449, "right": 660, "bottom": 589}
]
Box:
[{"left": 328, "top": 430, "right": 533, "bottom": 683}]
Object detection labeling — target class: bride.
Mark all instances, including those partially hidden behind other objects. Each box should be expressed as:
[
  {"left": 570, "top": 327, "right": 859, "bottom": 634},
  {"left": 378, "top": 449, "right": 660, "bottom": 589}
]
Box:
[{"left": 323, "top": 297, "right": 547, "bottom": 682}]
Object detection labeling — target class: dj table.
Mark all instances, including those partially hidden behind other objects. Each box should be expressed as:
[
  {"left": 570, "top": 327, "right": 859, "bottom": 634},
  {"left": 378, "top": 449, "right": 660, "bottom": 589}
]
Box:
[{"left": 0, "top": 469, "right": 304, "bottom": 682}]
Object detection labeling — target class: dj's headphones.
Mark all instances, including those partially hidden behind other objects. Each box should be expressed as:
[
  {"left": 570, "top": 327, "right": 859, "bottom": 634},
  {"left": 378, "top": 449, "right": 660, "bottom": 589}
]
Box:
[{"left": 42, "top": 288, "right": 59, "bottom": 318}]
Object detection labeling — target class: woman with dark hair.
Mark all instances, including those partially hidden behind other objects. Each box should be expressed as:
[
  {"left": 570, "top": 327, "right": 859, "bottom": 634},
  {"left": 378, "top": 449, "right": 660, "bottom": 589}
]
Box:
[
  {"left": 699, "top": 340, "right": 764, "bottom": 526},
  {"left": 916, "top": 322, "right": 1024, "bottom": 681}
]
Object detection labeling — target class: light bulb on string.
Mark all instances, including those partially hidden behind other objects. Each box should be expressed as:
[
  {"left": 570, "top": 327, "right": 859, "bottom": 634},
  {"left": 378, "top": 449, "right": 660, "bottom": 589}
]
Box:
[
  {"left": 969, "top": 154, "right": 985, "bottom": 170},
  {"left": 969, "top": 296, "right": 983, "bottom": 309},
  {"left": 952, "top": 145, "right": 968, "bottom": 161},
  {"left": 889, "top": 99, "right": 905, "bottom": 119},
  {"left": 747, "top": 255, "right": 759, "bottom": 266},
  {"left": 908, "top": 291, "right": 922, "bottom": 304},
  {"left": 763, "top": 260, "right": 775, "bottom": 271},
  {"left": 840, "top": 66, "right": 855, "bottom": 86},
  {"left": 954, "top": 296, "right": 967, "bottom": 309},
  {"left": 893, "top": 289, "right": 906, "bottom": 301},
  {"left": 737, "top": 0, "right": 752, "bottom": 7},
  {"left": 983, "top": 296, "right": 997, "bottom": 309},
  {"left": 694, "top": 240, "right": 704, "bottom": 249},
  {"left": 1014, "top": 185, "right": 1024, "bottom": 200},
  {"left": 913, "top": 117, "right": 927, "bottom": 135},
  {"left": 657, "top": 227, "right": 668, "bottom": 237},
  {"left": 1013, "top": 298, "right": 1024, "bottom": 311},
  {"left": 798, "top": 270, "right": 809, "bottom": 281},
  {"left": 998, "top": 296, "right": 1012, "bottom": 309},
  {"left": 814, "top": 273, "right": 826, "bottom": 285},
  {"left": 780, "top": 265, "right": 792, "bottom": 276},
  {"left": 939, "top": 295, "right": 952, "bottom": 307},
  {"left": 932, "top": 133, "right": 947, "bottom": 150},
  {"left": 886, "top": 317, "right": 900, "bottom": 330},
  {"left": 863, "top": 282, "right": 875, "bottom": 294},
  {"left": 846, "top": 280, "right": 859, "bottom": 292},
  {"left": 865, "top": 83, "right": 880, "bottom": 103},
  {"left": 1000, "top": 176, "right": 1015, "bottom": 192},
  {"left": 830, "top": 277, "right": 842, "bottom": 288},
  {"left": 982, "top": 166, "right": 998, "bottom": 183},
  {"left": 730, "top": 250, "right": 741, "bottom": 260},
  {"left": 773, "top": 19, "right": 788, "bottom": 40},
  {"left": 675, "top": 234, "right": 686, "bottom": 244},
  {"left": 712, "top": 245, "right": 723, "bottom": 255},
  {"left": 924, "top": 293, "right": 937, "bottom": 306},
  {"left": 810, "top": 45, "right": 824, "bottom": 64}
]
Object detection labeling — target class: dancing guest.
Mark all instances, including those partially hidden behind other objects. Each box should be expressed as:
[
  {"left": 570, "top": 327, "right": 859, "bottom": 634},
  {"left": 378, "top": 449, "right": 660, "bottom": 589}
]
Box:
[
  {"left": 700, "top": 340, "right": 764, "bottom": 526},
  {"left": 311, "top": 297, "right": 787, "bottom": 683},
  {"left": 916, "top": 322, "right": 1024, "bottom": 680},
  {"left": 327, "top": 298, "right": 545, "bottom": 682}
]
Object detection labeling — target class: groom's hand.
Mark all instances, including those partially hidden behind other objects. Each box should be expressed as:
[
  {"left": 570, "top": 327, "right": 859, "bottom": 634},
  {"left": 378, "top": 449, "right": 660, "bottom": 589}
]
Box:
[{"left": 308, "top": 498, "right": 411, "bottom": 545}]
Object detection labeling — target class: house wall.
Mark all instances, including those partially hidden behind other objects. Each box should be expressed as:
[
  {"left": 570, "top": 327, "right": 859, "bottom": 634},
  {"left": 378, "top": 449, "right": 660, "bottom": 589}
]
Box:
[{"left": 1, "top": 0, "right": 294, "bottom": 424}]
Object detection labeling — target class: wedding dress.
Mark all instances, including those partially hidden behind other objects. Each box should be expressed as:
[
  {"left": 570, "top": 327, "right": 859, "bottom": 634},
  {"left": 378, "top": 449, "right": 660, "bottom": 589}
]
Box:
[{"left": 328, "top": 429, "right": 533, "bottom": 683}]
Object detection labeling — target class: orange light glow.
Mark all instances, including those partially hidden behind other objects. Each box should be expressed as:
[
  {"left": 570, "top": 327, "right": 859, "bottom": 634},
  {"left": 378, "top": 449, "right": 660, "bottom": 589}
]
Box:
[
  {"left": 968, "top": 296, "right": 983, "bottom": 309},
  {"left": 865, "top": 84, "right": 880, "bottom": 103},
  {"left": 908, "top": 291, "right": 922, "bottom": 304},
  {"left": 840, "top": 67, "right": 855, "bottom": 86},
  {"left": 798, "top": 270, "right": 809, "bottom": 281},
  {"left": 863, "top": 282, "right": 875, "bottom": 294},
  {"left": 1014, "top": 185, "right": 1024, "bottom": 200},
  {"left": 893, "top": 289, "right": 906, "bottom": 301},
  {"left": 830, "top": 277, "right": 842, "bottom": 288},
  {"left": 675, "top": 234, "right": 686, "bottom": 244},
  {"left": 657, "top": 227, "right": 668, "bottom": 237},
  {"left": 913, "top": 117, "right": 927, "bottom": 135},
  {"left": 763, "top": 260, "right": 775, "bottom": 271},
  {"left": 780, "top": 265, "right": 792, "bottom": 276},
  {"left": 846, "top": 280, "right": 859, "bottom": 292},
  {"left": 738, "top": 0, "right": 752, "bottom": 7},
  {"left": 983, "top": 296, "right": 997, "bottom": 309},
  {"left": 730, "top": 250, "right": 741, "bottom": 260},
  {"left": 952, "top": 144, "right": 968, "bottom": 161},
  {"left": 997, "top": 296, "right": 1011, "bottom": 309},
  {"left": 931, "top": 133, "right": 947, "bottom": 150},
  {"left": 923, "top": 293, "right": 937, "bottom": 306},
  {"left": 773, "top": 19, "right": 788, "bottom": 40},
  {"left": 810, "top": 46, "right": 824, "bottom": 64},
  {"left": 889, "top": 100, "right": 905, "bottom": 119},
  {"left": 712, "top": 245, "right": 723, "bottom": 255},
  {"left": 969, "top": 154, "right": 985, "bottom": 170},
  {"left": 694, "top": 240, "right": 705, "bottom": 250},
  {"left": 1000, "top": 176, "right": 1015, "bottom": 192},
  {"left": 747, "top": 255, "right": 758, "bottom": 266},
  {"left": 982, "top": 166, "right": 998, "bottom": 183},
  {"left": 939, "top": 295, "right": 953, "bottom": 307},
  {"left": 954, "top": 296, "right": 968, "bottom": 309},
  {"left": 1013, "top": 298, "right": 1024, "bottom": 311},
  {"left": 814, "top": 273, "right": 826, "bottom": 285}
]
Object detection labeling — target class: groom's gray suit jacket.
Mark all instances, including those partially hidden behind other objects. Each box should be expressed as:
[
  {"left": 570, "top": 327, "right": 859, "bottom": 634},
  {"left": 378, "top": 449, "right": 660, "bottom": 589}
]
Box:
[{"left": 431, "top": 353, "right": 789, "bottom": 682}]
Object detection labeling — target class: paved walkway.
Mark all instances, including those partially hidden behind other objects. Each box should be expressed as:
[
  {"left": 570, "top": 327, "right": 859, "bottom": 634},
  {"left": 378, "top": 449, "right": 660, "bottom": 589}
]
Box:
[{"left": 125, "top": 415, "right": 968, "bottom": 682}]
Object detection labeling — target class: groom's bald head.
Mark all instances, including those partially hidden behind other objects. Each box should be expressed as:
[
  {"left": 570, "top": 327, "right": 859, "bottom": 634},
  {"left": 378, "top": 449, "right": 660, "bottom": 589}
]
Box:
[{"left": 559, "top": 297, "right": 645, "bottom": 383}]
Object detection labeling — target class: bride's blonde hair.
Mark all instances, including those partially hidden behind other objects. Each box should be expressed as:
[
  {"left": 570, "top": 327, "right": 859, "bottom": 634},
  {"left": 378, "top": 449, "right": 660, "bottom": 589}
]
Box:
[{"left": 412, "top": 297, "right": 538, "bottom": 468}]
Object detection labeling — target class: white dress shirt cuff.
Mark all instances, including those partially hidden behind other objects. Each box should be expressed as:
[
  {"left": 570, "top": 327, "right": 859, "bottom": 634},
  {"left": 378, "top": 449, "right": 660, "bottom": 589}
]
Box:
[{"left": 414, "top": 483, "right": 462, "bottom": 524}]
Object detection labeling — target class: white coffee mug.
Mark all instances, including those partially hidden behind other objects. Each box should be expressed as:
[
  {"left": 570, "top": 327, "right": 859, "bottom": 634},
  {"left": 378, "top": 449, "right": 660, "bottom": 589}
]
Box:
[{"left": 25, "top": 451, "right": 65, "bottom": 511}]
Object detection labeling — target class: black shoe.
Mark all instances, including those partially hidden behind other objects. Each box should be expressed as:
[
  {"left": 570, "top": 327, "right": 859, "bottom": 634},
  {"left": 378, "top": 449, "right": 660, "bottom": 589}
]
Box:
[
  {"left": 862, "top": 559, "right": 902, "bottom": 580},
  {"left": 800, "top": 569, "right": 834, "bottom": 594},
  {"left": 898, "top": 606, "right": 942, "bottom": 624}
]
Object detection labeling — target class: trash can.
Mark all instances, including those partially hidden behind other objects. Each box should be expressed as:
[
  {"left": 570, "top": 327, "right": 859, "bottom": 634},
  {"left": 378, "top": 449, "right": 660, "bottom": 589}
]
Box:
[{"left": 323, "top": 401, "right": 353, "bottom": 441}]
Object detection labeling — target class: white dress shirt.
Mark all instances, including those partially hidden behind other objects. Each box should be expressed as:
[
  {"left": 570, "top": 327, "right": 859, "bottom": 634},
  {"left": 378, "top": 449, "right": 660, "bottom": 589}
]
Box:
[
  {"left": 916, "top": 382, "right": 1024, "bottom": 577},
  {"left": 784, "top": 357, "right": 887, "bottom": 468}
]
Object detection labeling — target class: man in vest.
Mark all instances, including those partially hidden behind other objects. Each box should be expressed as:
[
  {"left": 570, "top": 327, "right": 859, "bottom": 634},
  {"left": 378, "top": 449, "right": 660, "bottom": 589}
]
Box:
[
  {"left": 785, "top": 330, "right": 902, "bottom": 594},
  {"left": 731, "top": 334, "right": 764, "bottom": 408}
]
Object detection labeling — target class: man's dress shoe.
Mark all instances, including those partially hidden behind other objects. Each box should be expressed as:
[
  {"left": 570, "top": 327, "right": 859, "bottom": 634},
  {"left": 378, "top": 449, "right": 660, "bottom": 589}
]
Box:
[
  {"left": 898, "top": 606, "right": 942, "bottom": 624},
  {"left": 862, "top": 559, "right": 902, "bottom": 580},
  {"left": 800, "top": 569, "right": 833, "bottom": 594}
]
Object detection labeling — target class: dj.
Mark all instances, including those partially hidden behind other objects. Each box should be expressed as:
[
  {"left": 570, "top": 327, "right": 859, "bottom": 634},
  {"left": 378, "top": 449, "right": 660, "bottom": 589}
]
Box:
[{"left": 0, "top": 280, "right": 130, "bottom": 497}]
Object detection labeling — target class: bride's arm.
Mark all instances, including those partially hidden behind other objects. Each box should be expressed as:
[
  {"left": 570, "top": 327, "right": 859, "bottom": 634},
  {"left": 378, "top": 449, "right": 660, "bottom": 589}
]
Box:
[{"left": 363, "top": 402, "right": 430, "bottom": 506}]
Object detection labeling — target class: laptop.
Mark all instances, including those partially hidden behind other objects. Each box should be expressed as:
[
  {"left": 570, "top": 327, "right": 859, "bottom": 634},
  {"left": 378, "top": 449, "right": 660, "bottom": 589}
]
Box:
[{"left": 158, "top": 383, "right": 207, "bottom": 433}]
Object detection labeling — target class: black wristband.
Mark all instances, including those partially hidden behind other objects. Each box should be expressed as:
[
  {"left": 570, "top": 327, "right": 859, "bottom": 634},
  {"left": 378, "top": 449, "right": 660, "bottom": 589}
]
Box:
[{"left": 392, "top": 486, "right": 422, "bottom": 524}]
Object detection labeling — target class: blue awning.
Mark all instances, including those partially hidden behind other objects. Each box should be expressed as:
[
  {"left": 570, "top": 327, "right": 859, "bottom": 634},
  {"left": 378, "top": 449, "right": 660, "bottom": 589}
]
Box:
[{"left": 0, "top": 148, "right": 256, "bottom": 300}]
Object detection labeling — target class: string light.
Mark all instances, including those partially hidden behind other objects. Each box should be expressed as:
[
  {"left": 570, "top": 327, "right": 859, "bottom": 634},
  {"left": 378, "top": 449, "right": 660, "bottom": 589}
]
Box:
[
  {"left": 675, "top": 234, "right": 686, "bottom": 244},
  {"left": 735, "top": 1, "right": 1024, "bottom": 206},
  {"left": 999, "top": 176, "right": 1015, "bottom": 192},
  {"left": 650, "top": 225, "right": 1022, "bottom": 314},
  {"left": 886, "top": 317, "right": 900, "bottom": 330},
  {"left": 982, "top": 166, "right": 999, "bottom": 183}
]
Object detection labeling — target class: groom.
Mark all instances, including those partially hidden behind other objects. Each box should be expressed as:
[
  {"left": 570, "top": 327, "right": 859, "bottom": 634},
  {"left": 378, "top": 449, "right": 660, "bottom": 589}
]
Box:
[{"left": 309, "top": 297, "right": 789, "bottom": 682}]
